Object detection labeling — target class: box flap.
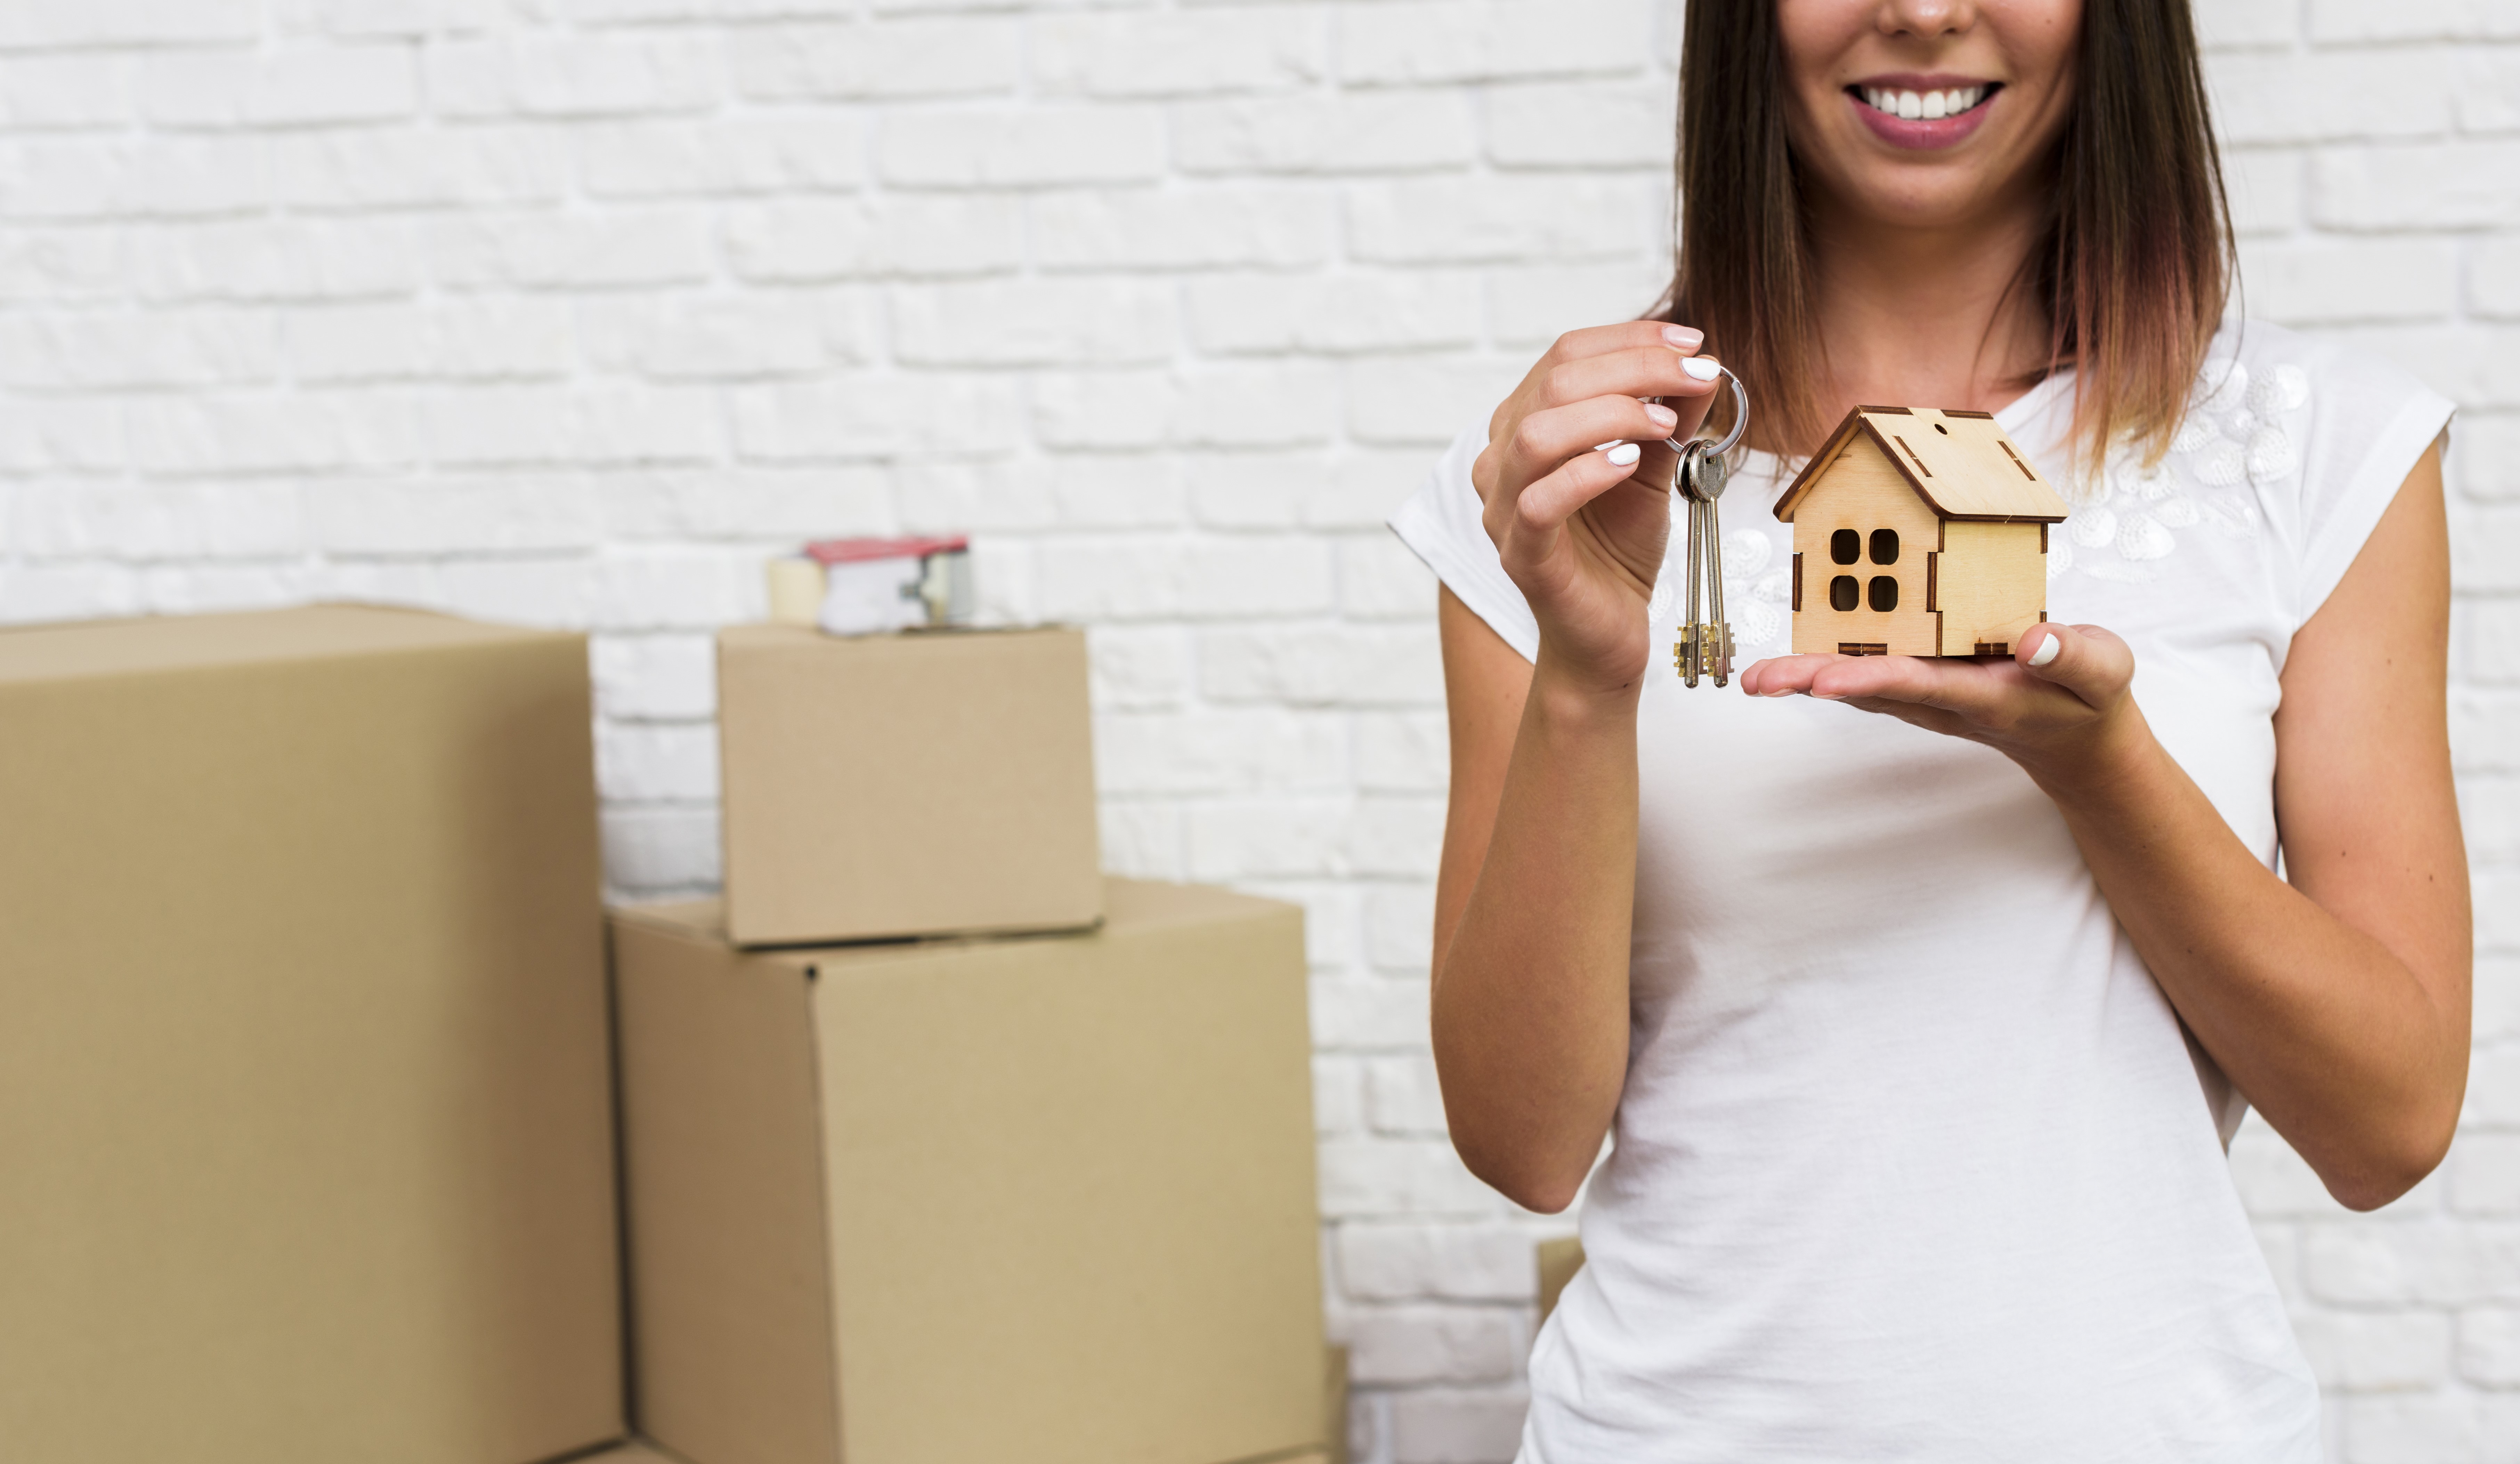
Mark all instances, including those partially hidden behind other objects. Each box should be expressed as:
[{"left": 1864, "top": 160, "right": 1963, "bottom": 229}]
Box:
[
  {"left": 715, "top": 622, "right": 1066, "bottom": 654},
  {"left": 1099, "top": 877, "right": 1294, "bottom": 934},
  {"left": 610, "top": 917, "right": 842, "bottom": 1464},
  {"left": 608, "top": 899, "right": 734, "bottom": 944},
  {"left": 611, "top": 879, "right": 1292, "bottom": 968},
  {"left": 0, "top": 604, "right": 567, "bottom": 686}
]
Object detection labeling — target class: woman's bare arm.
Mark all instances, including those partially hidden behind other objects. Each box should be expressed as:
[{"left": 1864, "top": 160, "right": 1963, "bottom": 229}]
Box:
[
  {"left": 1432, "top": 588, "right": 1530, "bottom": 964},
  {"left": 1742, "top": 447, "right": 2471, "bottom": 1209},
  {"left": 2147, "top": 445, "right": 2469, "bottom": 1205},
  {"left": 1424, "top": 319, "right": 1728, "bottom": 1214},
  {"left": 1432, "top": 590, "right": 1636, "bottom": 1213}
]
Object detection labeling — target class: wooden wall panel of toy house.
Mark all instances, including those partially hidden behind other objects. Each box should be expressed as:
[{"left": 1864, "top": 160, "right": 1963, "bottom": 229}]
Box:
[
  {"left": 1934, "top": 521, "right": 2047, "bottom": 657},
  {"left": 1788, "top": 436, "right": 1941, "bottom": 657}
]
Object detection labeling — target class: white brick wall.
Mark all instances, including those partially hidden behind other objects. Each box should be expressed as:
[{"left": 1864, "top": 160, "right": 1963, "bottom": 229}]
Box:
[{"left": 0, "top": 3, "right": 2507, "bottom": 1458}]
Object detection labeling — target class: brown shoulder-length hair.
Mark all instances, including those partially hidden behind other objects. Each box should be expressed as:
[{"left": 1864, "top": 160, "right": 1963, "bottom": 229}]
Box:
[{"left": 1658, "top": 0, "right": 2233, "bottom": 468}]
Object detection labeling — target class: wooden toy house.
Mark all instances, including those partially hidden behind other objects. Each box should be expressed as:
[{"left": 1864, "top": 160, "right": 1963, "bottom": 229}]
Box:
[{"left": 1774, "top": 406, "right": 2071, "bottom": 657}]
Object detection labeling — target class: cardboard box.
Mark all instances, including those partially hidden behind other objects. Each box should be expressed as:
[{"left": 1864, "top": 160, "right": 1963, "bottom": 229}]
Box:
[
  {"left": 0, "top": 606, "right": 622, "bottom": 1464},
  {"left": 716, "top": 624, "right": 1101, "bottom": 947},
  {"left": 1537, "top": 1237, "right": 1586, "bottom": 1327},
  {"left": 1324, "top": 1344, "right": 1352, "bottom": 1464},
  {"left": 612, "top": 879, "right": 1327, "bottom": 1464}
]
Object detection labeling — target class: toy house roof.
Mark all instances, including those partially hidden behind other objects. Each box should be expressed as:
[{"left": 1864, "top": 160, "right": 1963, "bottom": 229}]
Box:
[{"left": 1773, "top": 406, "right": 2071, "bottom": 524}]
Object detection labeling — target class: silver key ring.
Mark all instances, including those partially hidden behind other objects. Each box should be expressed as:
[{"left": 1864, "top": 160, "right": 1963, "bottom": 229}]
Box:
[{"left": 1663, "top": 362, "right": 1748, "bottom": 460}]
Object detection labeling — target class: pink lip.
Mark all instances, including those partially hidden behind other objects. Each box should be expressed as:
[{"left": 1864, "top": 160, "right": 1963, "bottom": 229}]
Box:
[{"left": 1847, "top": 79, "right": 1999, "bottom": 151}]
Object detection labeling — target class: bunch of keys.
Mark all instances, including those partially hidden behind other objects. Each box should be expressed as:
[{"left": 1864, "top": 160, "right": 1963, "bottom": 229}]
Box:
[{"left": 1669, "top": 363, "right": 1750, "bottom": 687}]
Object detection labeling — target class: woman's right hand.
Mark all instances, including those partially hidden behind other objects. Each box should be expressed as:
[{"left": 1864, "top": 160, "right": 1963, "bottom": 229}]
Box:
[{"left": 1472, "top": 321, "right": 1727, "bottom": 693}]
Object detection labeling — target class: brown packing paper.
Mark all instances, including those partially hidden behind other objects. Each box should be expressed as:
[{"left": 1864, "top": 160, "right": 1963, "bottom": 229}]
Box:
[
  {"left": 0, "top": 606, "right": 622, "bottom": 1464},
  {"left": 612, "top": 878, "right": 1327, "bottom": 1464},
  {"left": 716, "top": 624, "right": 1101, "bottom": 947}
]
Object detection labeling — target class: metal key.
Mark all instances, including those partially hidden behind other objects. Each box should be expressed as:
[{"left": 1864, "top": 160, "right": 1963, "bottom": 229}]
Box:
[
  {"left": 1674, "top": 441, "right": 1733, "bottom": 687},
  {"left": 1670, "top": 364, "right": 1750, "bottom": 688}
]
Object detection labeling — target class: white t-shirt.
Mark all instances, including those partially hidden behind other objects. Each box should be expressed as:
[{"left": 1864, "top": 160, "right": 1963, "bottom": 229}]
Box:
[{"left": 1389, "top": 321, "right": 2453, "bottom": 1462}]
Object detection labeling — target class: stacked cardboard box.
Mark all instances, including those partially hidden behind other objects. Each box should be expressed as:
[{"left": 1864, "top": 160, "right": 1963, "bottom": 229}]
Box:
[
  {"left": 607, "top": 622, "right": 1336, "bottom": 1464},
  {"left": 715, "top": 624, "right": 1101, "bottom": 945},
  {"left": 0, "top": 607, "right": 624, "bottom": 1464},
  {"left": 1, "top": 603, "right": 1335, "bottom": 1463}
]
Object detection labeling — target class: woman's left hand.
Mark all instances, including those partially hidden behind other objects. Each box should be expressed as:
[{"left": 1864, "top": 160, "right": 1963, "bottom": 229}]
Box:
[{"left": 1737, "top": 623, "right": 2142, "bottom": 788}]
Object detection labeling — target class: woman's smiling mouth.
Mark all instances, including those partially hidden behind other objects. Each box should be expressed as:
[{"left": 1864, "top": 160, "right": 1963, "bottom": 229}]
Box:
[{"left": 1846, "top": 75, "right": 2002, "bottom": 148}]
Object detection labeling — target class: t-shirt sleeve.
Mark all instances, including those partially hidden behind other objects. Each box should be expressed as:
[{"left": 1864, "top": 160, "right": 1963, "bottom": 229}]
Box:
[
  {"left": 1387, "top": 424, "right": 1542, "bottom": 662},
  {"left": 2285, "top": 339, "right": 2455, "bottom": 629}
]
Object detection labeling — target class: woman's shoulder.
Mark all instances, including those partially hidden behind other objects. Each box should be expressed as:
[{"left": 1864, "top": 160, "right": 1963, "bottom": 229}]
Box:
[
  {"left": 2163, "top": 321, "right": 2451, "bottom": 497},
  {"left": 2202, "top": 320, "right": 2446, "bottom": 430},
  {"left": 1388, "top": 423, "right": 1545, "bottom": 662},
  {"left": 2183, "top": 319, "right": 2455, "bottom": 623}
]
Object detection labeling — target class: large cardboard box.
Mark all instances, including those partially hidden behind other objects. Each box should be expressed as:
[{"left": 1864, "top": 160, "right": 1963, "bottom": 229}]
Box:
[
  {"left": 0, "top": 606, "right": 622, "bottom": 1464},
  {"left": 716, "top": 624, "right": 1100, "bottom": 946},
  {"left": 612, "top": 879, "right": 1327, "bottom": 1464}
]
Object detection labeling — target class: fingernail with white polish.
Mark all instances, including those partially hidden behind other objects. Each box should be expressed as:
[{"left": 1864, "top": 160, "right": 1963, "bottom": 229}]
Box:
[
  {"left": 1663, "top": 324, "right": 1703, "bottom": 349},
  {"left": 1644, "top": 403, "right": 1677, "bottom": 430},
  {"left": 1683, "top": 357, "right": 1722, "bottom": 381},
  {"left": 2028, "top": 633, "right": 2061, "bottom": 667},
  {"left": 1604, "top": 442, "right": 1641, "bottom": 466}
]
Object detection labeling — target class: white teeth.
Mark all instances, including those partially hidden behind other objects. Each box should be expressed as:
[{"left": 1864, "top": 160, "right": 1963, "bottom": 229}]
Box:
[{"left": 1865, "top": 85, "right": 1987, "bottom": 120}]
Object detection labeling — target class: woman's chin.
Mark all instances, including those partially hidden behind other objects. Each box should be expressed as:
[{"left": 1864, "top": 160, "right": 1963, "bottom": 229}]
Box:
[{"left": 1821, "top": 177, "right": 2025, "bottom": 239}]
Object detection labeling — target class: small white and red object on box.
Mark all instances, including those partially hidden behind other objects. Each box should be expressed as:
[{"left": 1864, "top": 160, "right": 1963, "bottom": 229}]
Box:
[{"left": 766, "top": 536, "right": 974, "bottom": 636}]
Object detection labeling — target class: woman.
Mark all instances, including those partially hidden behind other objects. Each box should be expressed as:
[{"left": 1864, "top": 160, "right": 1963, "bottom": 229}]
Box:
[{"left": 1387, "top": 0, "right": 2470, "bottom": 1456}]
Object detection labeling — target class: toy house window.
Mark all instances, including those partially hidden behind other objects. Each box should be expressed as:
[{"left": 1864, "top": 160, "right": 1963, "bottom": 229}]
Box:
[
  {"left": 1867, "top": 576, "right": 1898, "bottom": 612},
  {"left": 1829, "top": 575, "right": 1859, "bottom": 612},
  {"left": 1830, "top": 529, "right": 1860, "bottom": 564},
  {"left": 1869, "top": 530, "right": 1899, "bottom": 564}
]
